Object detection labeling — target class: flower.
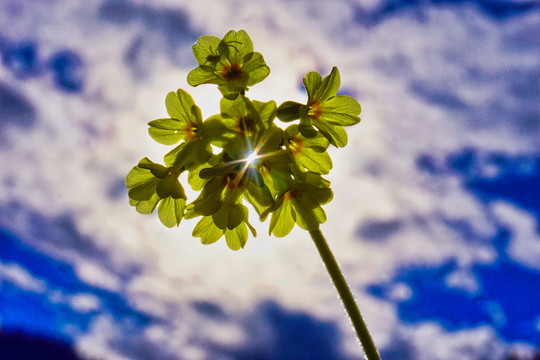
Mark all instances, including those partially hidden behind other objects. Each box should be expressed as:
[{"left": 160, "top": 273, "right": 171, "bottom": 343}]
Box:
[
  {"left": 187, "top": 30, "right": 270, "bottom": 99},
  {"left": 185, "top": 172, "right": 258, "bottom": 250},
  {"left": 148, "top": 89, "right": 212, "bottom": 170},
  {"left": 277, "top": 67, "right": 361, "bottom": 147},
  {"left": 127, "top": 30, "right": 364, "bottom": 250},
  {"left": 126, "top": 158, "right": 186, "bottom": 228},
  {"left": 269, "top": 173, "right": 333, "bottom": 237},
  {"left": 284, "top": 124, "right": 332, "bottom": 175}
]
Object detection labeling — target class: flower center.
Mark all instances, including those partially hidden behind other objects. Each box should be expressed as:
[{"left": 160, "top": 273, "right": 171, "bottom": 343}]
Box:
[
  {"left": 307, "top": 101, "right": 323, "bottom": 120},
  {"left": 283, "top": 190, "right": 299, "bottom": 200},
  {"left": 288, "top": 136, "right": 303, "bottom": 155},
  {"left": 222, "top": 64, "right": 242, "bottom": 81},
  {"left": 185, "top": 122, "right": 198, "bottom": 140},
  {"left": 237, "top": 116, "right": 256, "bottom": 134}
]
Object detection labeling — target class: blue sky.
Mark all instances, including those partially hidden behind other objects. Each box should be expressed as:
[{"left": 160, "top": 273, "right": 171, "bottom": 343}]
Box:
[{"left": 0, "top": 0, "right": 539, "bottom": 359}]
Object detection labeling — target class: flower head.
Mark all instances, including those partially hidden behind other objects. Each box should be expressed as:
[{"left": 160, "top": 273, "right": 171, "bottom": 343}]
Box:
[
  {"left": 187, "top": 30, "right": 270, "bottom": 99},
  {"left": 126, "top": 158, "right": 186, "bottom": 228},
  {"left": 126, "top": 30, "right": 363, "bottom": 250},
  {"left": 269, "top": 173, "right": 333, "bottom": 237},
  {"left": 277, "top": 67, "right": 361, "bottom": 147}
]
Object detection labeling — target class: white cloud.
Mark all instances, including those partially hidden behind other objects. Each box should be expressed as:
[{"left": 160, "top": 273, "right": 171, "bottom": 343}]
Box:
[
  {"left": 1, "top": 0, "right": 539, "bottom": 359},
  {"left": 407, "top": 322, "right": 506, "bottom": 360},
  {"left": 0, "top": 262, "right": 47, "bottom": 293},
  {"left": 68, "top": 293, "right": 102, "bottom": 313},
  {"left": 493, "top": 201, "right": 540, "bottom": 271}
]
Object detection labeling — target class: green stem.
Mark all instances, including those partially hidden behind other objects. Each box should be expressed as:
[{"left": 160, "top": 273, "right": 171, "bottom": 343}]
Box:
[{"left": 309, "top": 229, "right": 381, "bottom": 360}]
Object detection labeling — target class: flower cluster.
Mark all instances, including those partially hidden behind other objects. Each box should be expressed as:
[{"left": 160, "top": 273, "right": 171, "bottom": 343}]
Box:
[{"left": 126, "top": 30, "right": 361, "bottom": 250}]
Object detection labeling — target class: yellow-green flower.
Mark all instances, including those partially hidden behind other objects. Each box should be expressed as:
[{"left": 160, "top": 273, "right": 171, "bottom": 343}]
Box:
[
  {"left": 269, "top": 174, "right": 333, "bottom": 237},
  {"left": 148, "top": 88, "right": 212, "bottom": 170},
  {"left": 126, "top": 158, "right": 186, "bottom": 228},
  {"left": 187, "top": 30, "right": 270, "bottom": 99},
  {"left": 277, "top": 67, "right": 361, "bottom": 147}
]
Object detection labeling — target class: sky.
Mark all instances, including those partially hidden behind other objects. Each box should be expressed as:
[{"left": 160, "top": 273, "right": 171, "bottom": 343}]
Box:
[{"left": 0, "top": 0, "right": 539, "bottom": 359}]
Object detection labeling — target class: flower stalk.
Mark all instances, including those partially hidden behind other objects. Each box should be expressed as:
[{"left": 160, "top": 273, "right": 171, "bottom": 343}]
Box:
[{"left": 310, "top": 229, "right": 381, "bottom": 360}]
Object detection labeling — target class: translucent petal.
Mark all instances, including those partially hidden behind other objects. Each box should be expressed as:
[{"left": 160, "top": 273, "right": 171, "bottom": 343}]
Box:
[
  {"left": 313, "top": 67, "right": 340, "bottom": 102},
  {"left": 303, "top": 71, "right": 322, "bottom": 100},
  {"left": 148, "top": 119, "right": 185, "bottom": 145},
  {"left": 269, "top": 198, "right": 296, "bottom": 238},
  {"left": 192, "top": 35, "right": 222, "bottom": 66},
  {"left": 224, "top": 223, "right": 248, "bottom": 250},
  {"left": 242, "top": 52, "right": 270, "bottom": 86},
  {"left": 193, "top": 216, "right": 224, "bottom": 245},
  {"left": 320, "top": 95, "right": 361, "bottom": 126},
  {"left": 187, "top": 66, "right": 222, "bottom": 87},
  {"left": 158, "top": 197, "right": 186, "bottom": 228},
  {"left": 314, "top": 121, "right": 348, "bottom": 148}
]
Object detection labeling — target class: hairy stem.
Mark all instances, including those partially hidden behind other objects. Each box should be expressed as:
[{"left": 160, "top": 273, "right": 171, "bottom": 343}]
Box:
[{"left": 309, "top": 229, "right": 381, "bottom": 360}]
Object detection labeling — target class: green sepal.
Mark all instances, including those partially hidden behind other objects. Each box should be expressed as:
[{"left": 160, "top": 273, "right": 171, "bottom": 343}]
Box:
[
  {"left": 293, "top": 199, "right": 326, "bottom": 231},
  {"left": 164, "top": 139, "right": 212, "bottom": 169},
  {"left": 137, "top": 157, "right": 169, "bottom": 178},
  {"left": 200, "top": 114, "right": 236, "bottom": 147},
  {"left": 212, "top": 202, "right": 245, "bottom": 230},
  {"left": 258, "top": 158, "right": 294, "bottom": 196},
  {"left": 155, "top": 173, "right": 186, "bottom": 200},
  {"left": 191, "top": 177, "right": 225, "bottom": 216},
  {"left": 277, "top": 101, "right": 302, "bottom": 122},
  {"left": 199, "top": 162, "right": 239, "bottom": 179},
  {"left": 243, "top": 206, "right": 257, "bottom": 237},
  {"left": 218, "top": 85, "right": 242, "bottom": 100},
  {"left": 187, "top": 159, "right": 218, "bottom": 191},
  {"left": 299, "top": 123, "right": 318, "bottom": 138},
  {"left": 243, "top": 180, "right": 274, "bottom": 219}
]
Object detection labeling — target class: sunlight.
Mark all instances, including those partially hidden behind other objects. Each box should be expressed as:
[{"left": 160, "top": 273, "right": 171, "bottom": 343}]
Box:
[{"left": 245, "top": 151, "right": 259, "bottom": 165}]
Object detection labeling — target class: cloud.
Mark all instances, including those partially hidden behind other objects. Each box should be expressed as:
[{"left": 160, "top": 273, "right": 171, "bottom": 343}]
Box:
[
  {"left": 492, "top": 202, "right": 540, "bottom": 271},
  {"left": 0, "top": 262, "right": 46, "bottom": 293},
  {"left": 0, "top": 0, "right": 539, "bottom": 359}
]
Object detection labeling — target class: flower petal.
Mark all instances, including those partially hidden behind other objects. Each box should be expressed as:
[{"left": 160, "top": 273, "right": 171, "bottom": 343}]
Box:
[
  {"left": 192, "top": 35, "right": 222, "bottom": 66},
  {"left": 224, "top": 223, "right": 248, "bottom": 250},
  {"left": 319, "top": 95, "right": 361, "bottom": 126},
  {"left": 242, "top": 52, "right": 270, "bottom": 86},
  {"left": 193, "top": 216, "right": 225, "bottom": 245},
  {"left": 312, "top": 67, "right": 340, "bottom": 102},
  {"left": 158, "top": 197, "right": 186, "bottom": 228},
  {"left": 269, "top": 198, "right": 296, "bottom": 237},
  {"left": 187, "top": 66, "right": 222, "bottom": 87},
  {"left": 314, "top": 120, "right": 348, "bottom": 148},
  {"left": 148, "top": 119, "right": 185, "bottom": 145},
  {"left": 303, "top": 71, "right": 322, "bottom": 100}
]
